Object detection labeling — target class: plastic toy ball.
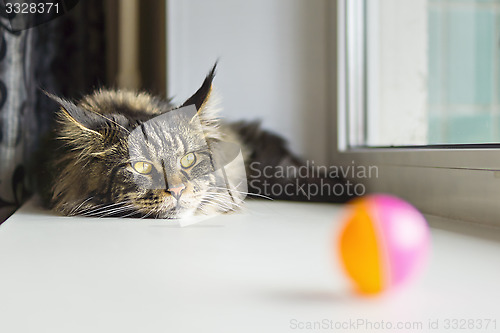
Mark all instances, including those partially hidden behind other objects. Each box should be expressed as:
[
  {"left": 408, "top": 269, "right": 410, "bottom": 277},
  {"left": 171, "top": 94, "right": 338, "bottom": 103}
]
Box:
[{"left": 338, "top": 194, "right": 430, "bottom": 294}]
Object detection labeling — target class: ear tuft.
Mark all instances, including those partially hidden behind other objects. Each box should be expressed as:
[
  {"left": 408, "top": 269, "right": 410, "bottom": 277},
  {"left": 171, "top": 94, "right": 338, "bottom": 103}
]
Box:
[
  {"left": 45, "top": 92, "right": 107, "bottom": 132},
  {"left": 181, "top": 62, "right": 217, "bottom": 111}
]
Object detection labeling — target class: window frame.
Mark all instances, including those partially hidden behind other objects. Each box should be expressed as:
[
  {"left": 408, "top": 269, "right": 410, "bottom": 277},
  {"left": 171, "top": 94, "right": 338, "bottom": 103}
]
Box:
[{"left": 330, "top": 0, "right": 500, "bottom": 227}]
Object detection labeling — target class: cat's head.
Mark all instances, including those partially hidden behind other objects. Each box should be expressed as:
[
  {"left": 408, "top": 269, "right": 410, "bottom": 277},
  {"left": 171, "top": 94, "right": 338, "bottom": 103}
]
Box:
[{"left": 48, "top": 65, "right": 244, "bottom": 218}]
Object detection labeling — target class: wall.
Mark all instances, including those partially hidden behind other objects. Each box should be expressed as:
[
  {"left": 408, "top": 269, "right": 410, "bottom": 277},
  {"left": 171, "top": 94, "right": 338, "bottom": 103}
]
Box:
[{"left": 166, "top": 0, "right": 330, "bottom": 164}]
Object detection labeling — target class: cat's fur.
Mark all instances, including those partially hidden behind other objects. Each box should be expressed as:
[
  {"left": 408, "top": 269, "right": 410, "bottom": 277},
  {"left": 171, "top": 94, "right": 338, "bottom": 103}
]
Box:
[{"left": 38, "top": 65, "right": 353, "bottom": 218}]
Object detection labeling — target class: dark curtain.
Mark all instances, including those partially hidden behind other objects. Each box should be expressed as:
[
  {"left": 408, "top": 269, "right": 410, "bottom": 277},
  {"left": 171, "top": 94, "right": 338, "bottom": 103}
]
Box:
[{"left": 0, "top": 0, "right": 107, "bottom": 222}]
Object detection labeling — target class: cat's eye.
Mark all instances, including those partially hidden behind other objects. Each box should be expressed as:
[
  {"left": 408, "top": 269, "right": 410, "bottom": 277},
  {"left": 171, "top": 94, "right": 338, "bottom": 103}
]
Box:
[
  {"left": 132, "top": 161, "right": 153, "bottom": 175},
  {"left": 180, "top": 153, "right": 196, "bottom": 169}
]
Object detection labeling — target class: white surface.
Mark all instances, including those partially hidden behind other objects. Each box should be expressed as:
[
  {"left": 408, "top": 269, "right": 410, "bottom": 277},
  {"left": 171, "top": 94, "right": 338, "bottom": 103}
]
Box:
[
  {"left": 0, "top": 199, "right": 499, "bottom": 333},
  {"left": 167, "top": 0, "right": 330, "bottom": 164}
]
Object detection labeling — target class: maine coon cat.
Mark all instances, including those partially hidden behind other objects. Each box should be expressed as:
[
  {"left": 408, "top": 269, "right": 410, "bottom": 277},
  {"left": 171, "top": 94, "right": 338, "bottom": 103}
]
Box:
[{"left": 39, "top": 65, "right": 353, "bottom": 218}]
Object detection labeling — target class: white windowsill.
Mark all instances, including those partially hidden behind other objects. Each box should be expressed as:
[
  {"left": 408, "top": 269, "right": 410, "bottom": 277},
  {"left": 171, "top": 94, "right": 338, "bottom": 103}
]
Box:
[{"left": 0, "top": 199, "right": 499, "bottom": 332}]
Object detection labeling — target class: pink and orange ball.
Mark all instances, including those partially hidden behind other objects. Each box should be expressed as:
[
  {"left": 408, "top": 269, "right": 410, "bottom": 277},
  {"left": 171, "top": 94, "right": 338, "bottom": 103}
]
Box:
[{"left": 338, "top": 194, "right": 430, "bottom": 294}]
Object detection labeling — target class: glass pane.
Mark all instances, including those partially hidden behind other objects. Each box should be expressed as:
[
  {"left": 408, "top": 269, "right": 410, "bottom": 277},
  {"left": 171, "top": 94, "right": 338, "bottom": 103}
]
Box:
[{"left": 364, "top": 0, "right": 500, "bottom": 146}]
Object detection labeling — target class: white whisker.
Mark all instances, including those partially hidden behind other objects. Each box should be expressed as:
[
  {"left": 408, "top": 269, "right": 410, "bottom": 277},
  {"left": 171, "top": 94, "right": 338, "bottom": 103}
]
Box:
[{"left": 208, "top": 186, "right": 273, "bottom": 200}]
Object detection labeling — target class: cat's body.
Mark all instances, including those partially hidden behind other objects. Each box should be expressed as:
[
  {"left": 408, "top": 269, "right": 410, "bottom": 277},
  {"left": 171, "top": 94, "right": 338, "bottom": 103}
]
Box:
[{"left": 39, "top": 66, "right": 353, "bottom": 218}]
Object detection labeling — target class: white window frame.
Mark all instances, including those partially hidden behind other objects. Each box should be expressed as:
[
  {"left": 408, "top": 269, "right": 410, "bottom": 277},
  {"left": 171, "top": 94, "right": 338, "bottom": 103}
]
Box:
[{"left": 331, "top": 0, "right": 500, "bottom": 227}]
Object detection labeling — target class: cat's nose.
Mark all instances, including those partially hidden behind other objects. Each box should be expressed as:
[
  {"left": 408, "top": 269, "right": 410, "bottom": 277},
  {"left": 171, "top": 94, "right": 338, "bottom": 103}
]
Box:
[{"left": 167, "top": 184, "right": 186, "bottom": 201}]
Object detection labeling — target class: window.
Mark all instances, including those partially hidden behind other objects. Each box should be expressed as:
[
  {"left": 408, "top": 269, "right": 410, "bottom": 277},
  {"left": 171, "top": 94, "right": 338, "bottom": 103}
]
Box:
[{"left": 332, "top": 0, "right": 500, "bottom": 226}]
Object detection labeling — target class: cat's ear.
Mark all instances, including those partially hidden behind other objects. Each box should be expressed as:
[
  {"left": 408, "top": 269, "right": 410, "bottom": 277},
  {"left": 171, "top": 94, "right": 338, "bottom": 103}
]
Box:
[
  {"left": 181, "top": 62, "right": 217, "bottom": 112},
  {"left": 46, "top": 92, "right": 126, "bottom": 156},
  {"left": 45, "top": 92, "right": 110, "bottom": 134}
]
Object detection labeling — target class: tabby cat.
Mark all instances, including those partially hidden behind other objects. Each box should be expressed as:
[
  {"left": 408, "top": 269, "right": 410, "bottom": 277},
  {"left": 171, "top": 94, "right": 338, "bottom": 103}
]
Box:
[{"left": 39, "top": 65, "right": 353, "bottom": 218}]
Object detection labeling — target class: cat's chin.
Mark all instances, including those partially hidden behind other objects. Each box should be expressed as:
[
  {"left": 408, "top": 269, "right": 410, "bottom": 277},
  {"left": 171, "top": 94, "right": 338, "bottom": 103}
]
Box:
[{"left": 155, "top": 206, "right": 196, "bottom": 220}]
